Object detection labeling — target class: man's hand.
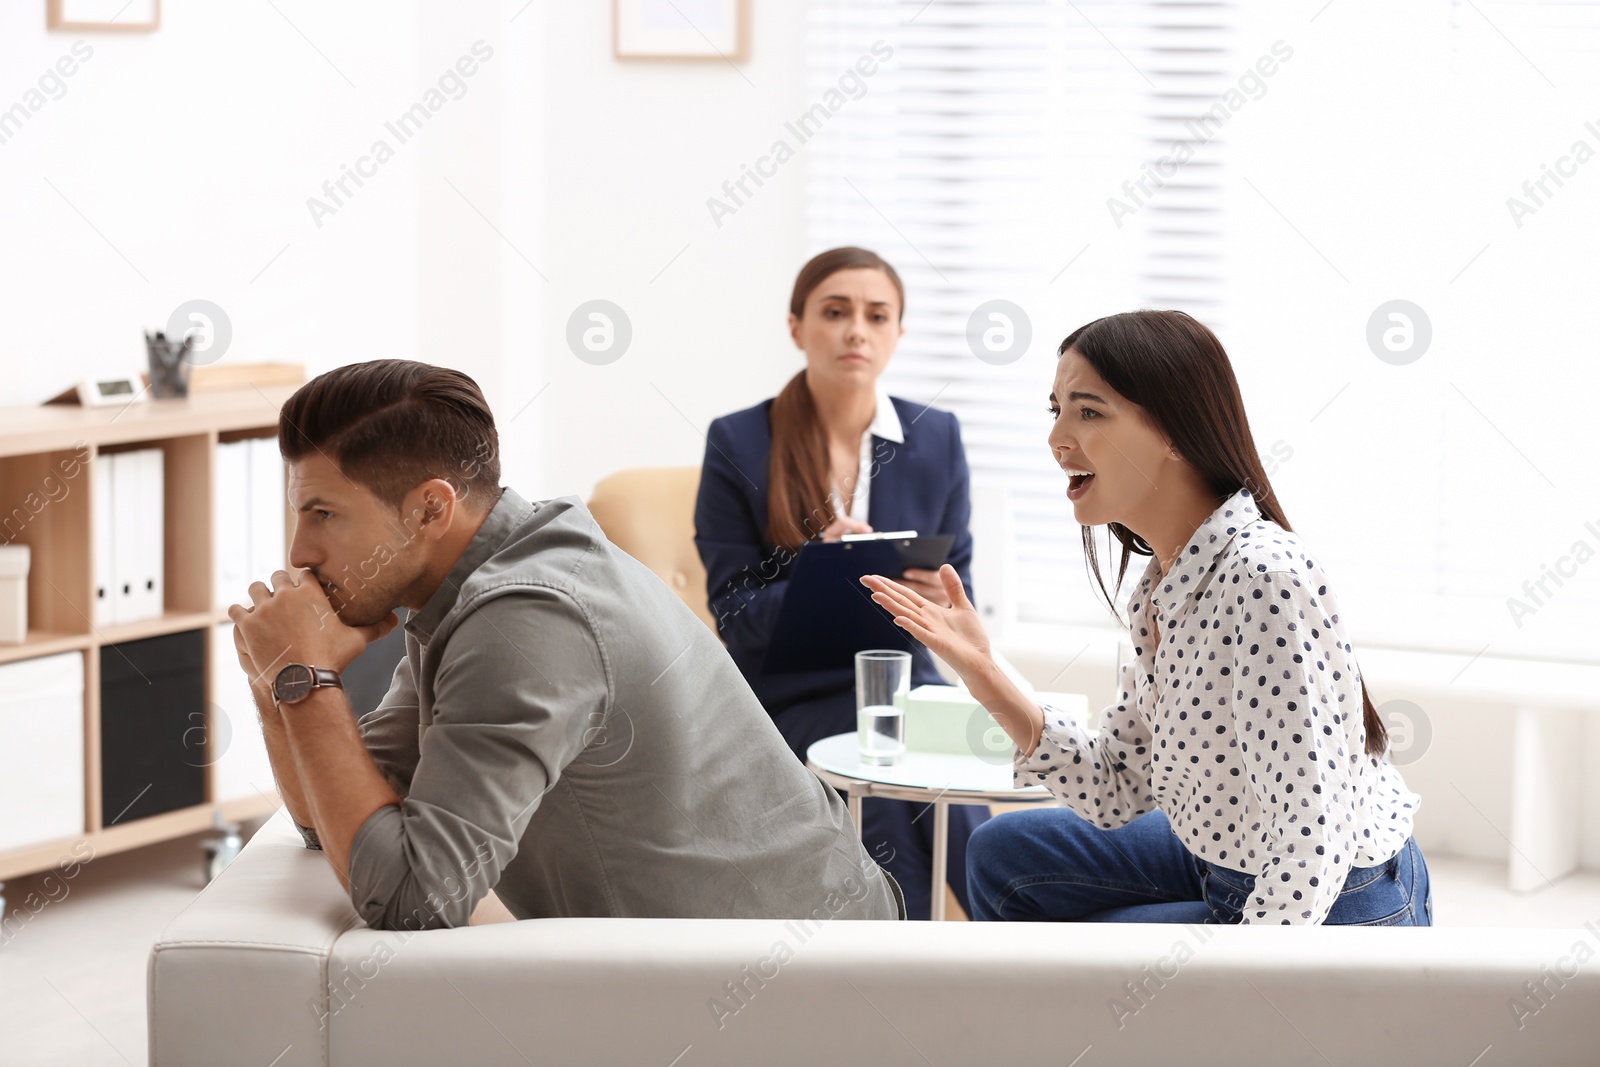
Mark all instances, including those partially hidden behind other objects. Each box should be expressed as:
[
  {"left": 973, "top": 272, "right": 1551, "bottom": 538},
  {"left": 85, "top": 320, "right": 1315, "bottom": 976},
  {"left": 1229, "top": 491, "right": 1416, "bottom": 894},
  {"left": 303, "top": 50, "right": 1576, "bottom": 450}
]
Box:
[
  {"left": 232, "top": 623, "right": 276, "bottom": 697},
  {"left": 228, "top": 568, "right": 399, "bottom": 682},
  {"left": 226, "top": 569, "right": 402, "bottom": 891}
]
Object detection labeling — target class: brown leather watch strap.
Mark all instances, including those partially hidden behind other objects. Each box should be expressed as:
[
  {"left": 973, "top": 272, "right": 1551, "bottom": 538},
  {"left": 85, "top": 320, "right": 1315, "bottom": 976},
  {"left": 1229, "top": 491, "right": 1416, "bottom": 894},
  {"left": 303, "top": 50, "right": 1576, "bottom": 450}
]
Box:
[{"left": 310, "top": 666, "right": 344, "bottom": 690}]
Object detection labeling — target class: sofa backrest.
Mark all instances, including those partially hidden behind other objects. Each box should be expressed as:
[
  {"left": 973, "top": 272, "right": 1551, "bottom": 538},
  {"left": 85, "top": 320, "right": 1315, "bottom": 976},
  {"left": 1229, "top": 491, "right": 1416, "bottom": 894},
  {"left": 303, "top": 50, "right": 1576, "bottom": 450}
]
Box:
[{"left": 150, "top": 812, "right": 1600, "bottom": 1066}]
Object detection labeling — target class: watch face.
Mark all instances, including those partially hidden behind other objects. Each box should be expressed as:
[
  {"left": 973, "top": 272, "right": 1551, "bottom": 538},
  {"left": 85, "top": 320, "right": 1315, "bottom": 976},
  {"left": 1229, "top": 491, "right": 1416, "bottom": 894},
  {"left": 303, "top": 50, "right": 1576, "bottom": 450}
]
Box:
[{"left": 274, "top": 663, "right": 315, "bottom": 703}]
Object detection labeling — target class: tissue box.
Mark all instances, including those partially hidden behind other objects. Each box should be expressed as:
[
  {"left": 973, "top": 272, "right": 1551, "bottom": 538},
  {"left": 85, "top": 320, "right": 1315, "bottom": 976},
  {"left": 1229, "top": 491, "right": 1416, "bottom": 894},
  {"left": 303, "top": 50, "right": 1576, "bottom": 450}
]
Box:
[
  {"left": 905, "top": 684, "right": 1090, "bottom": 759},
  {"left": 0, "top": 544, "right": 29, "bottom": 644}
]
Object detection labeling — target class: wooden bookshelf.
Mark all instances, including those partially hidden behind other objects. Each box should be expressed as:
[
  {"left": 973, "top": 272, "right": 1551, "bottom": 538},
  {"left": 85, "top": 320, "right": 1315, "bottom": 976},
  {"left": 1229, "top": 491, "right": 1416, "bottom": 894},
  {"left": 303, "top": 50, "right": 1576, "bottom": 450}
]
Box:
[{"left": 0, "top": 386, "right": 300, "bottom": 883}]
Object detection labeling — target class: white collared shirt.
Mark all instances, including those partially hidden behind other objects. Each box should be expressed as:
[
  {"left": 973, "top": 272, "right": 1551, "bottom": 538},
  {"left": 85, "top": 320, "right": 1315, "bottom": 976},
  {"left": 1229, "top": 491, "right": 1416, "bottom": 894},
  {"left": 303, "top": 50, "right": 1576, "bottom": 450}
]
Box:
[
  {"left": 1016, "top": 486, "right": 1422, "bottom": 925},
  {"left": 827, "top": 387, "right": 905, "bottom": 524}
]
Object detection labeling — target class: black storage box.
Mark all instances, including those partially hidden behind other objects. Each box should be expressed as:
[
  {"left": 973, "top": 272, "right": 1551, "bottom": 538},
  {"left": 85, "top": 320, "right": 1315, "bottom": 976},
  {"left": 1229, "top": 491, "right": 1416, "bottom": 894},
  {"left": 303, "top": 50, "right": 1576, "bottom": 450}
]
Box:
[{"left": 100, "top": 629, "right": 207, "bottom": 825}]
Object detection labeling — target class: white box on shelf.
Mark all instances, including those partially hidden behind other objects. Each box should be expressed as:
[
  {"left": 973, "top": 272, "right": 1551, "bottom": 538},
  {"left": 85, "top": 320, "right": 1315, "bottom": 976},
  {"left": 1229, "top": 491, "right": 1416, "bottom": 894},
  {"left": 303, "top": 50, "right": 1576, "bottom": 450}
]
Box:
[
  {"left": 0, "top": 651, "right": 85, "bottom": 851},
  {"left": 0, "top": 544, "right": 29, "bottom": 644}
]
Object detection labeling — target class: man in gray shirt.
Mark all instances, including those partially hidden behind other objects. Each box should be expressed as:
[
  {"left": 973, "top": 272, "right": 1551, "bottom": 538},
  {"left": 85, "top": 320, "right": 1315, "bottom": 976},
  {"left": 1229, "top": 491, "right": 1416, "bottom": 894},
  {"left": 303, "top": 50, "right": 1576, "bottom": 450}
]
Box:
[{"left": 228, "top": 360, "right": 901, "bottom": 929}]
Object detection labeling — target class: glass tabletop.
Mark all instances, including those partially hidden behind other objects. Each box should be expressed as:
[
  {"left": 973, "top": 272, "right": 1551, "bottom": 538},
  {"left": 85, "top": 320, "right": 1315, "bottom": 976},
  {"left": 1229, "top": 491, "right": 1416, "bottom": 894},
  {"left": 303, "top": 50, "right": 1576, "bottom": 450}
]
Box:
[{"left": 805, "top": 732, "right": 1052, "bottom": 799}]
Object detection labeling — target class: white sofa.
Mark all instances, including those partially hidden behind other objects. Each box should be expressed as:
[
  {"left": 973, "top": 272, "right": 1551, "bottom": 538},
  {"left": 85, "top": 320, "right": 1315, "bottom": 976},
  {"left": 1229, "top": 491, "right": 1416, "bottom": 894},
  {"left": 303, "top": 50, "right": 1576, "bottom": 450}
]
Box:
[{"left": 149, "top": 811, "right": 1599, "bottom": 1066}]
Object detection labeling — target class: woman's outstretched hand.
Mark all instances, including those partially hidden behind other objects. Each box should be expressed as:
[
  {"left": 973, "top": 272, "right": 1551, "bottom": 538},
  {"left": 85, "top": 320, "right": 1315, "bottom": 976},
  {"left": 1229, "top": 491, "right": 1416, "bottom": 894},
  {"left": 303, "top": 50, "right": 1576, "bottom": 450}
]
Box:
[
  {"left": 860, "top": 564, "right": 993, "bottom": 685},
  {"left": 863, "top": 563, "right": 1046, "bottom": 757}
]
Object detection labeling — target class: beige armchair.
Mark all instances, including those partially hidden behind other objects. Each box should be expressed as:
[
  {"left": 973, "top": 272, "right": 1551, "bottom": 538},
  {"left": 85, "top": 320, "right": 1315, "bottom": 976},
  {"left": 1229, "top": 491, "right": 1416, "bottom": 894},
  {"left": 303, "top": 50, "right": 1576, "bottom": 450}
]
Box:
[{"left": 586, "top": 467, "right": 718, "bottom": 634}]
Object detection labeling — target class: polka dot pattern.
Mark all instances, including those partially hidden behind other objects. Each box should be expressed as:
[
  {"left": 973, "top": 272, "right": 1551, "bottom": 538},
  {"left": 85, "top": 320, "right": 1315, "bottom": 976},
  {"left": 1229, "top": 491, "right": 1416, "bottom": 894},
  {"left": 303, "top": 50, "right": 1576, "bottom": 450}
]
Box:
[{"left": 1016, "top": 487, "right": 1421, "bottom": 925}]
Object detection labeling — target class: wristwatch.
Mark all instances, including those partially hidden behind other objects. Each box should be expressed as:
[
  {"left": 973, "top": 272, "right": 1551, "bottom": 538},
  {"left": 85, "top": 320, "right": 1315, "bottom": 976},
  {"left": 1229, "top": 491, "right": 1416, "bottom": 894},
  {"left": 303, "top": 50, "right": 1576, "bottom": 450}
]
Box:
[{"left": 272, "top": 663, "right": 344, "bottom": 706}]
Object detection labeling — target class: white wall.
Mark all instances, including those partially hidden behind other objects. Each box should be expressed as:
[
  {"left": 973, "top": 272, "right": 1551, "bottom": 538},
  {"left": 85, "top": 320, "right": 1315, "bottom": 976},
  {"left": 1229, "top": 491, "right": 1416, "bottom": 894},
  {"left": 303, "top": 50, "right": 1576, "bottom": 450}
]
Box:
[
  {"left": 0, "top": 3, "right": 428, "bottom": 404},
  {"left": 1, "top": 0, "right": 809, "bottom": 504},
  {"left": 1219, "top": 2, "right": 1600, "bottom": 667},
  {"left": 0, "top": 1, "right": 534, "bottom": 490},
  {"left": 527, "top": 0, "right": 810, "bottom": 501}
]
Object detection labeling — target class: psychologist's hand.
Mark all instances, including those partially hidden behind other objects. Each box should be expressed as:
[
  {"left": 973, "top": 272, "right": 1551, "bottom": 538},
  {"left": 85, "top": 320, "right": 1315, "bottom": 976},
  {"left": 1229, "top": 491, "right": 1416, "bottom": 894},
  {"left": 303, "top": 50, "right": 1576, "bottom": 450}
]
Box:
[
  {"left": 820, "top": 516, "right": 873, "bottom": 542},
  {"left": 861, "top": 565, "right": 992, "bottom": 683}
]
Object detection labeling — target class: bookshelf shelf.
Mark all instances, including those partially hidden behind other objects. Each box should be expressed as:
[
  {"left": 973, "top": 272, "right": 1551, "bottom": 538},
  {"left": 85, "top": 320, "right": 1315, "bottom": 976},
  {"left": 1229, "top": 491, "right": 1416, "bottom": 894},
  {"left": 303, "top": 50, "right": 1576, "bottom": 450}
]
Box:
[
  {"left": 97, "top": 610, "right": 216, "bottom": 646},
  {"left": 84, "top": 804, "right": 223, "bottom": 863},
  {"left": 0, "top": 385, "right": 301, "bottom": 885},
  {"left": 0, "top": 630, "right": 90, "bottom": 667}
]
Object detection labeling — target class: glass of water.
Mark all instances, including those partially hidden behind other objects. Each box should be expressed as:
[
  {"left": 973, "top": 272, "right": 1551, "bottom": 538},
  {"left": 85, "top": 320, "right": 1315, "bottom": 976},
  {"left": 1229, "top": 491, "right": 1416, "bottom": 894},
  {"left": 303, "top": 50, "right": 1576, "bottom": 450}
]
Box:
[{"left": 855, "top": 649, "right": 911, "bottom": 766}]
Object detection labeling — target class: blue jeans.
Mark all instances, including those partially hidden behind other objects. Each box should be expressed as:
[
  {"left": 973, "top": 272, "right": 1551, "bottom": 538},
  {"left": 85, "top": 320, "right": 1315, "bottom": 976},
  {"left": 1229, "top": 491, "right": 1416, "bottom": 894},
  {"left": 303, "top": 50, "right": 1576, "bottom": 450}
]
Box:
[{"left": 968, "top": 807, "right": 1433, "bottom": 925}]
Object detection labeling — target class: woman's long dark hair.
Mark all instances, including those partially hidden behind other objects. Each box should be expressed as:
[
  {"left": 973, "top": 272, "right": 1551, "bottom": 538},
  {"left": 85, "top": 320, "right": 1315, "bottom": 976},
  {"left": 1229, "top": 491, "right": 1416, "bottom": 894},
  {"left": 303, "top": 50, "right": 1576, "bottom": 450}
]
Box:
[
  {"left": 767, "top": 247, "right": 905, "bottom": 550},
  {"left": 1061, "top": 309, "right": 1388, "bottom": 759}
]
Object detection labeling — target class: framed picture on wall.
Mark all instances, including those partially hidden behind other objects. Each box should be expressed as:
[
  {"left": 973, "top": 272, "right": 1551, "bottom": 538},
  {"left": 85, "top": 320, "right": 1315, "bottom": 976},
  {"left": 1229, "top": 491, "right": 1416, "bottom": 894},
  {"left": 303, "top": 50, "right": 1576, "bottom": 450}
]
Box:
[
  {"left": 614, "top": 0, "right": 748, "bottom": 62},
  {"left": 48, "top": 0, "right": 160, "bottom": 32}
]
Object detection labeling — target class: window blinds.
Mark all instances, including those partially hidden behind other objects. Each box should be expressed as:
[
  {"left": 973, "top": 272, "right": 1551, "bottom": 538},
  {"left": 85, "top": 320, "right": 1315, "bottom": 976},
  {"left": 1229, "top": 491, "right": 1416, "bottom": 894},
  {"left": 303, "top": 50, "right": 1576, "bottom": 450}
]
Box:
[
  {"left": 803, "top": 0, "right": 1598, "bottom": 663},
  {"left": 803, "top": 0, "right": 1235, "bottom": 627}
]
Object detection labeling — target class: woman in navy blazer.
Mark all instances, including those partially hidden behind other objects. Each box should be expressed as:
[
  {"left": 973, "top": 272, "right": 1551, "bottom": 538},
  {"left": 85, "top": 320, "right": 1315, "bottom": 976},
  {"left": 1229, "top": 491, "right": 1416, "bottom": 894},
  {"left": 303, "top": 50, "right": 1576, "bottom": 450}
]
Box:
[{"left": 694, "top": 246, "right": 990, "bottom": 921}]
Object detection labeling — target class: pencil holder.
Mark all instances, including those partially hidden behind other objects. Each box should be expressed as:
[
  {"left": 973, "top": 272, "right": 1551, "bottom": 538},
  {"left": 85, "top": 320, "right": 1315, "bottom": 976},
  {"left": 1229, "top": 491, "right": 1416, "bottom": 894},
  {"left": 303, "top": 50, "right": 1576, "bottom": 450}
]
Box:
[{"left": 144, "top": 330, "right": 195, "bottom": 399}]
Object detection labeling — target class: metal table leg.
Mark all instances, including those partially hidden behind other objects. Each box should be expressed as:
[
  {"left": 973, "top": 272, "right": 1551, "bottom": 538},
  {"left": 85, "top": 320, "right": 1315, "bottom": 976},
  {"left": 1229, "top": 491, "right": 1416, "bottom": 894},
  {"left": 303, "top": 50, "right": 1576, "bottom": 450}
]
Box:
[
  {"left": 848, "top": 786, "right": 864, "bottom": 834},
  {"left": 201, "top": 820, "right": 244, "bottom": 883},
  {"left": 931, "top": 801, "right": 949, "bottom": 921}
]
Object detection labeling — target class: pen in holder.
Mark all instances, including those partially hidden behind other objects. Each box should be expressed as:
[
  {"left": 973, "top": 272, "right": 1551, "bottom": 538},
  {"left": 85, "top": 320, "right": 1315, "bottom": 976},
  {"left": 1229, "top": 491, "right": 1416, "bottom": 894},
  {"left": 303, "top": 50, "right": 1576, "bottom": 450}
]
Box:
[{"left": 144, "top": 330, "right": 196, "bottom": 399}]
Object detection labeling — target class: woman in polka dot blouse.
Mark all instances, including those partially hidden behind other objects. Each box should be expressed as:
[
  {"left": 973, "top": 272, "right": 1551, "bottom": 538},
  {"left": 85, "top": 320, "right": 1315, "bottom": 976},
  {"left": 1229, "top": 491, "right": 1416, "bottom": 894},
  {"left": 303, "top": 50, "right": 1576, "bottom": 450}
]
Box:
[{"left": 862, "top": 309, "right": 1431, "bottom": 926}]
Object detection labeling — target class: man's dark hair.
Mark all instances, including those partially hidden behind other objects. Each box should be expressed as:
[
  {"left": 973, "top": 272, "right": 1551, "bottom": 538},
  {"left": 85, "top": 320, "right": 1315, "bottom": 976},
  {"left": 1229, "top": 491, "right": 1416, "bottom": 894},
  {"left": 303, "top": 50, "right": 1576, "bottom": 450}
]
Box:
[{"left": 278, "top": 359, "right": 502, "bottom": 511}]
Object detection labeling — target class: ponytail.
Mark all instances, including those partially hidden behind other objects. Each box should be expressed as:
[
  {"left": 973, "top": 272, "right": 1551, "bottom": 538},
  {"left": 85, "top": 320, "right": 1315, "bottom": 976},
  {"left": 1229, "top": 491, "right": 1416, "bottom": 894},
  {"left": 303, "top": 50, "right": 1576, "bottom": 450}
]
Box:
[{"left": 766, "top": 370, "right": 834, "bottom": 550}]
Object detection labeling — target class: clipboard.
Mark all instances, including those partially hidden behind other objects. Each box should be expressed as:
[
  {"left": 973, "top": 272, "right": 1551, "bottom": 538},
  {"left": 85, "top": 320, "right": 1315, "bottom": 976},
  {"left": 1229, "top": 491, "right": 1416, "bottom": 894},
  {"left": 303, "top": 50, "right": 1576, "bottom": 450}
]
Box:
[{"left": 759, "top": 534, "right": 954, "bottom": 674}]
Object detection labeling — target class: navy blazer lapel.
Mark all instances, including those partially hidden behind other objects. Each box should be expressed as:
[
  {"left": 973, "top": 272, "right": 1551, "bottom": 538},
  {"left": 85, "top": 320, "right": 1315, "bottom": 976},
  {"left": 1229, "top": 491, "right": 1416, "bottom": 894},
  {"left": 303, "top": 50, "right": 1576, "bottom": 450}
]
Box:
[{"left": 866, "top": 428, "right": 910, "bottom": 532}]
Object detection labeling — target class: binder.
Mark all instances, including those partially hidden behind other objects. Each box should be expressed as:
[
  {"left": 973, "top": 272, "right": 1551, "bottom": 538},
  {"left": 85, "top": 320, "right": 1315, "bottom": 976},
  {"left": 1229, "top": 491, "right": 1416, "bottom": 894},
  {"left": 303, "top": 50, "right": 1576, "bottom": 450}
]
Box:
[
  {"left": 110, "top": 451, "right": 142, "bottom": 623},
  {"left": 248, "top": 438, "right": 286, "bottom": 583},
  {"left": 759, "top": 534, "right": 954, "bottom": 674},
  {"left": 214, "top": 441, "right": 250, "bottom": 610},
  {"left": 131, "top": 448, "right": 164, "bottom": 620},
  {"left": 93, "top": 448, "right": 166, "bottom": 626},
  {"left": 93, "top": 453, "right": 115, "bottom": 627}
]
